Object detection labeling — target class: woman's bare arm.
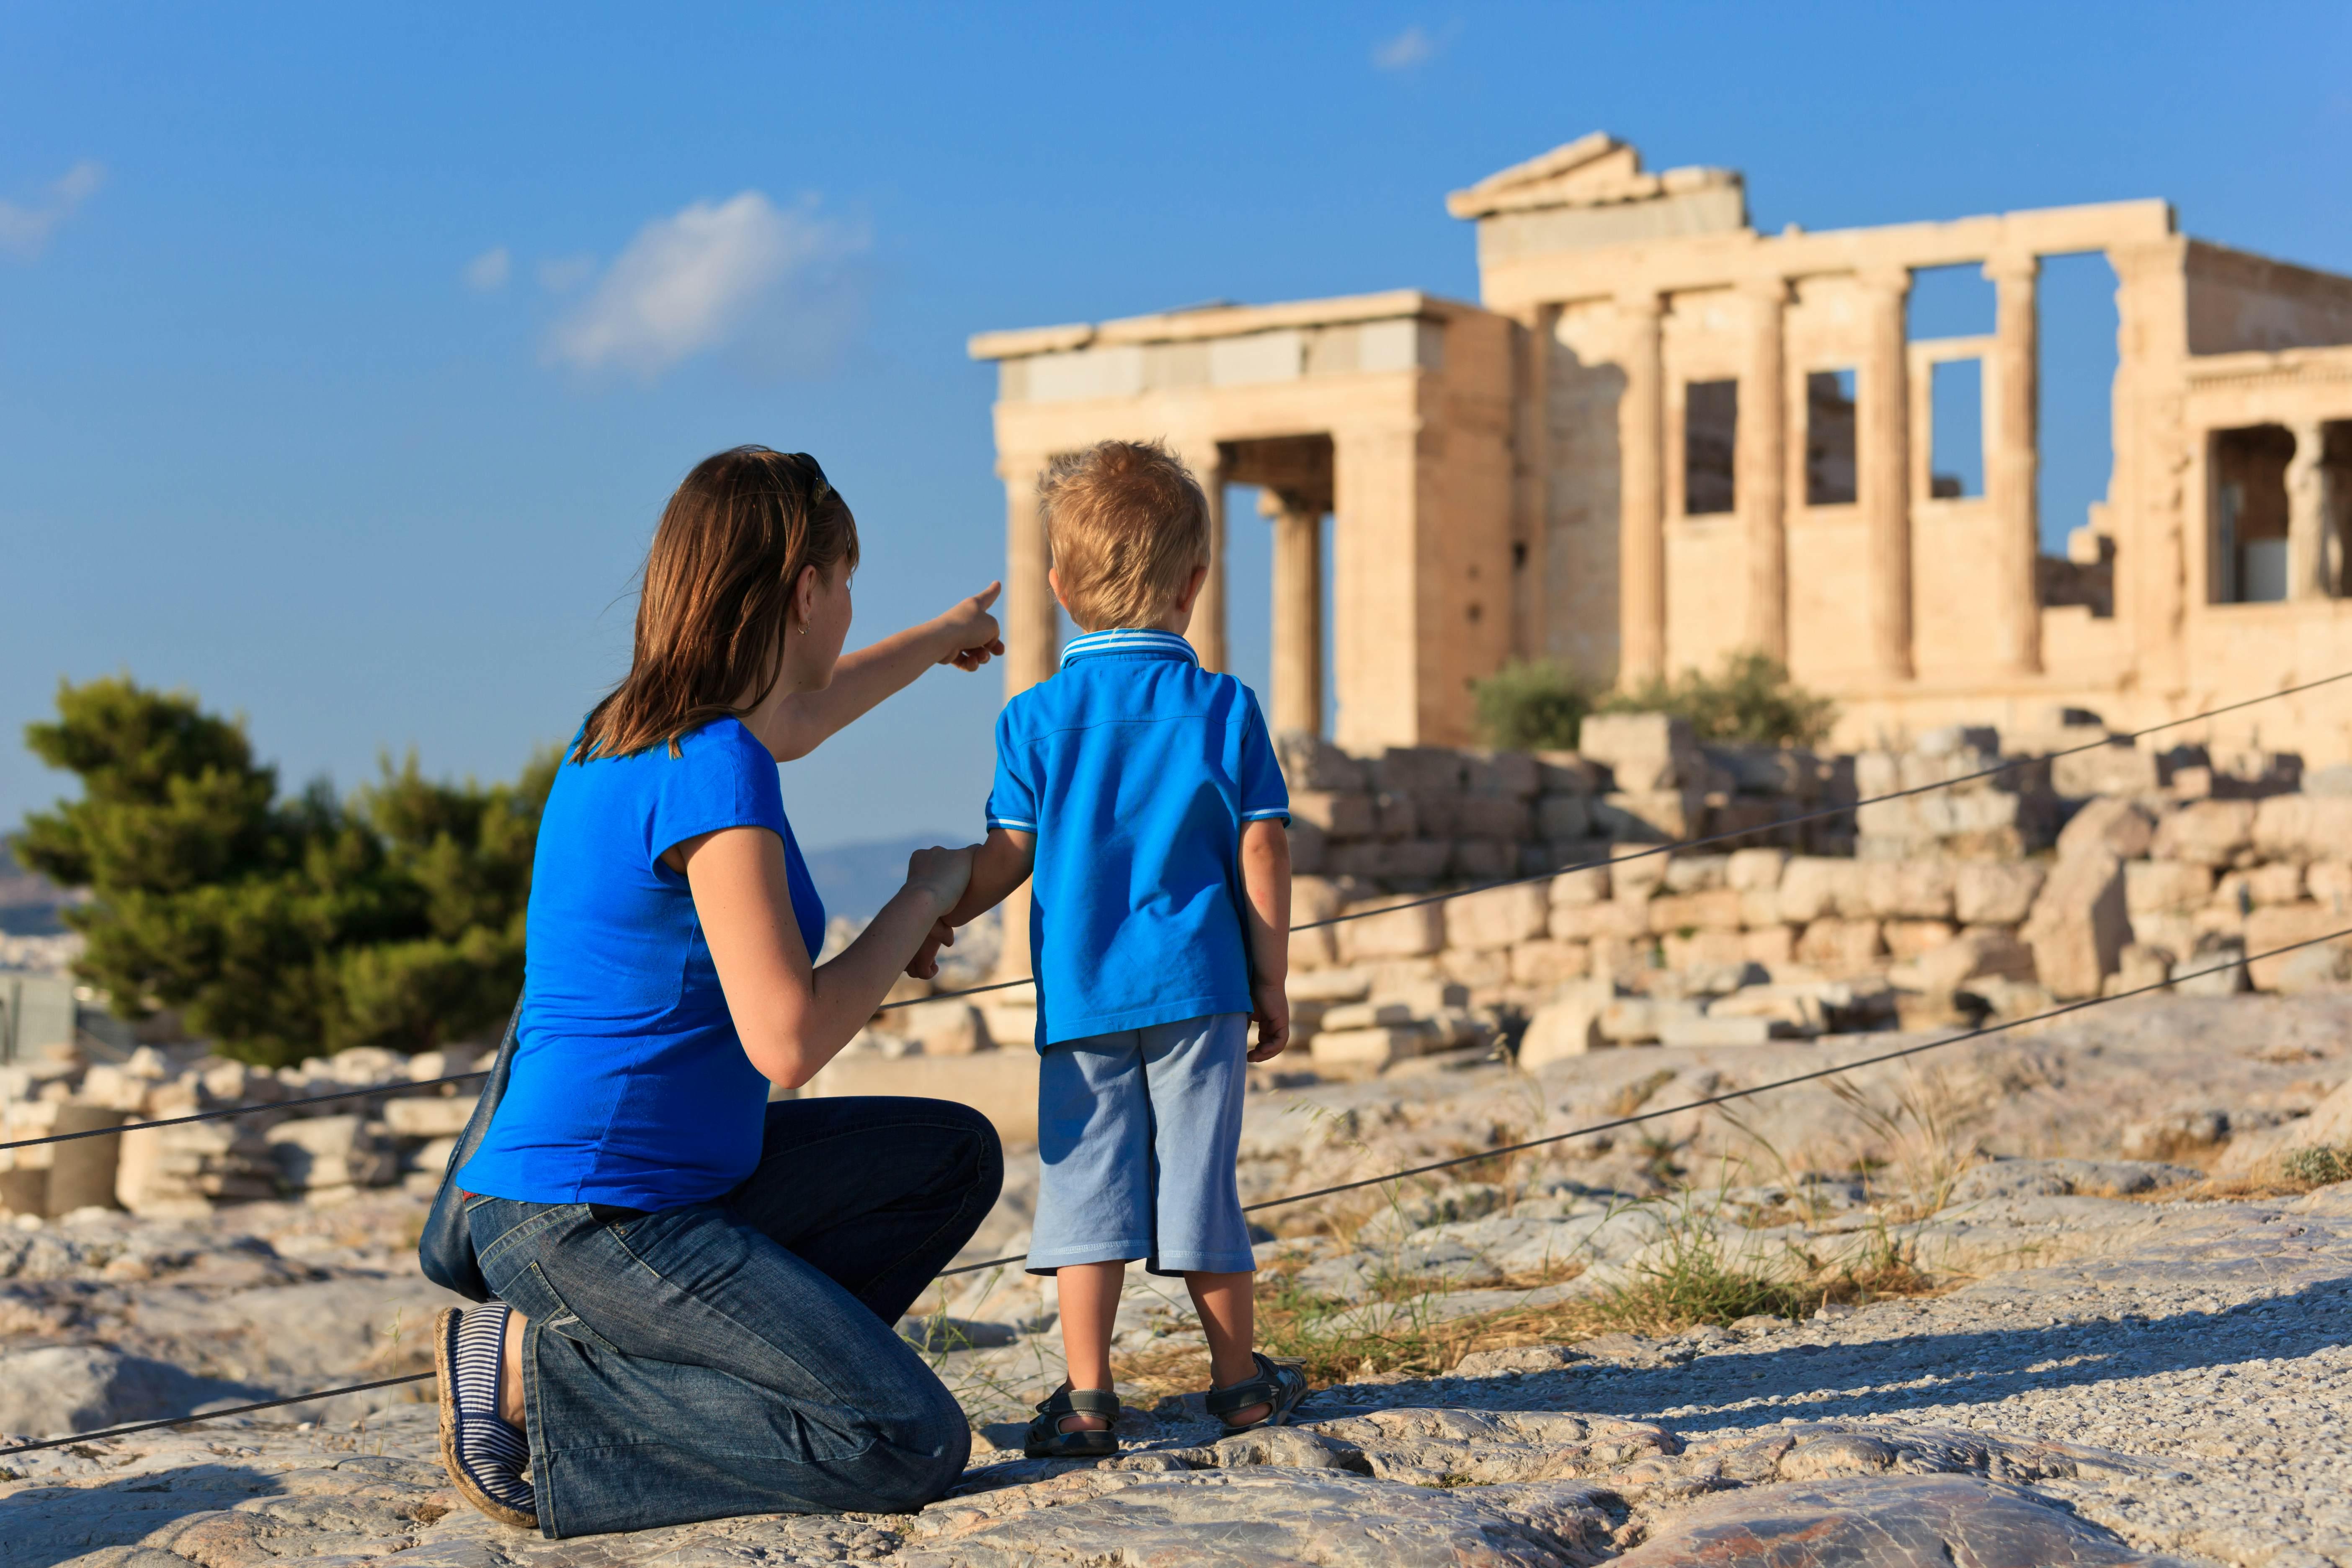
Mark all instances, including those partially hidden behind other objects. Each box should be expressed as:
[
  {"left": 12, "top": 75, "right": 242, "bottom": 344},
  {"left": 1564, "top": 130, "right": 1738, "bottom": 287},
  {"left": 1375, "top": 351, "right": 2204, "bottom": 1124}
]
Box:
[
  {"left": 681, "top": 828, "right": 972, "bottom": 1088},
  {"left": 751, "top": 585, "right": 1005, "bottom": 763}
]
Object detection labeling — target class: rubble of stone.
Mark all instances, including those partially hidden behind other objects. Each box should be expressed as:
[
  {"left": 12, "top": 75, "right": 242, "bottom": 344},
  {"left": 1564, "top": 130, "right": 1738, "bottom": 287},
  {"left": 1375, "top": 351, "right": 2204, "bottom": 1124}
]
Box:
[{"left": 0, "top": 1041, "right": 483, "bottom": 1219}]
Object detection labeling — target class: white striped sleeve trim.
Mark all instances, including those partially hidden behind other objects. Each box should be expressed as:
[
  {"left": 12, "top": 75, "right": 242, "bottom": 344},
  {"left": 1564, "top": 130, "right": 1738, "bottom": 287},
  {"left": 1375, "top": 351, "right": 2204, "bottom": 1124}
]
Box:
[
  {"left": 1242, "top": 807, "right": 1292, "bottom": 821},
  {"left": 986, "top": 817, "right": 1037, "bottom": 830}
]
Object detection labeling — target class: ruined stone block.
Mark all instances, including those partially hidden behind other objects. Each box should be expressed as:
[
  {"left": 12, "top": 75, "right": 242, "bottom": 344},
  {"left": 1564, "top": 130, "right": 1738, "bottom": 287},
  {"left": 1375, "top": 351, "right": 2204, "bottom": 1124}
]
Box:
[
  {"left": 383, "top": 1095, "right": 477, "bottom": 1139},
  {"left": 1741, "top": 926, "right": 1797, "bottom": 967},
  {"left": 1726, "top": 848, "right": 1790, "bottom": 892},
  {"left": 1447, "top": 839, "right": 1516, "bottom": 880},
  {"left": 1737, "top": 889, "right": 1782, "bottom": 928},
  {"left": 1310, "top": 1026, "right": 1433, "bottom": 1073},
  {"left": 2021, "top": 852, "right": 2130, "bottom": 1000},
  {"left": 1533, "top": 751, "right": 1605, "bottom": 795},
  {"left": 1509, "top": 939, "right": 1591, "bottom": 986},
  {"left": 1288, "top": 791, "right": 1376, "bottom": 838},
  {"left": 2057, "top": 797, "right": 2160, "bottom": 862},
  {"left": 1372, "top": 791, "right": 1417, "bottom": 841},
  {"left": 2124, "top": 859, "right": 2213, "bottom": 915},
  {"left": 1535, "top": 794, "right": 1591, "bottom": 841},
  {"left": 1454, "top": 796, "right": 1533, "bottom": 841},
  {"left": 1547, "top": 864, "right": 1612, "bottom": 906},
  {"left": 2245, "top": 861, "right": 2305, "bottom": 905},
  {"left": 1954, "top": 861, "right": 2046, "bottom": 926},
  {"left": 1882, "top": 919, "right": 1960, "bottom": 959},
  {"left": 1794, "top": 918, "right": 1886, "bottom": 975},
  {"left": 1593, "top": 789, "right": 1704, "bottom": 841},
  {"left": 1658, "top": 1015, "right": 1787, "bottom": 1047},
  {"left": 2309, "top": 859, "right": 2352, "bottom": 912},
  {"left": 1372, "top": 747, "right": 1467, "bottom": 796},
  {"left": 1647, "top": 889, "right": 1744, "bottom": 934},
  {"left": 2148, "top": 799, "right": 2253, "bottom": 868},
  {"left": 2053, "top": 741, "right": 2160, "bottom": 799},
  {"left": 1893, "top": 927, "right": 2037, "bottom": 993},
  {"left": 1442, "top": 883, "right": 1550, "bottom": 952},
  {"left": 1286, "top": 818, "right": 1327, "bottom": 875},
  {"left": 1661, "top": 930, "right": 1747, "bottom": 972},
  {"left": 2251, "top": 794, "right": 2352, "bottom": 863},
  {"left": 1610, "top": 845, "right": 1671, "bottom": 897},
  {"left": 1274, "top": 732, "right": 1368, "bottom": 792},
  {"left": 1576, "top": 712, "right": 1698, "bottom": 791},
  {"left": 1776, "top": 857, "right": 1859, "bottom": 924},
  {"left": 1336, "top": 899, "right": 1445, "bottom": 961},
  {"left": 2104, "top": 943, "right": 2175, "bottom": 995},
  {"left": 1462, "top": 750, "right": 1539, "bottom": 799},
  {"left": 1862, "top": 858, "right": 1956, "bottom": 920},
  {"left": 2246, "top": 902, "right": 2352, "bottom": 990},
  {"left": 1516, "top": 981, "right": 1611, "bottom": 1067},
  {"left": 1661, "top": 854, "right": 1730, "bottom": 893},
  {"left": 1549, "top": 899, "right": 1648, "bottom": 942},
  {"left": 1599, "top": 996, "right": 1702, "bottom": 1044}
]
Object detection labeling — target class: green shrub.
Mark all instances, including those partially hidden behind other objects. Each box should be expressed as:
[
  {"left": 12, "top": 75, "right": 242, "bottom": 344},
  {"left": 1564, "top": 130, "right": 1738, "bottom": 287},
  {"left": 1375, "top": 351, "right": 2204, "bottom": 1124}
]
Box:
[
  {"left": 1471, "top": 660, "right": 1593, "bottom": 751},
  {"left": 17, "top": 676, "right": 555, "bottom": 1066},
  {"left": 2284, "top": 1145, "right": 2352, "bottom": 1186},
  {"left": 1598, "top": 650, "right": 1838, "bottom": 748}
]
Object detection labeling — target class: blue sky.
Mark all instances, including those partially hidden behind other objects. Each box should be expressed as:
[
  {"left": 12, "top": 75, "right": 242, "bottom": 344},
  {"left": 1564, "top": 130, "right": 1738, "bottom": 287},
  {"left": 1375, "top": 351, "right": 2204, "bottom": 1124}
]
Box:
[{"left": 4, "top": 3, "right": 2348, "bottom": 851}]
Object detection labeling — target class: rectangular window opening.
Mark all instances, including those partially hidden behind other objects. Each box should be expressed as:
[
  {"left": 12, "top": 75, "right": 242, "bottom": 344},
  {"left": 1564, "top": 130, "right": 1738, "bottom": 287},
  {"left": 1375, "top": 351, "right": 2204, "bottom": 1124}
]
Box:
[
  {"left": 1929, "top": 358, "right": 1984, "bottom": 499},
  {"left": 1684, "top": 379, "right": 1737, "bottom": 516},
  {"left": 1805, "top": 369, "right": 1857, "bottom": 506},
  {"left": 2211, "top": 425, "right": 2295, "bottom": 603}
]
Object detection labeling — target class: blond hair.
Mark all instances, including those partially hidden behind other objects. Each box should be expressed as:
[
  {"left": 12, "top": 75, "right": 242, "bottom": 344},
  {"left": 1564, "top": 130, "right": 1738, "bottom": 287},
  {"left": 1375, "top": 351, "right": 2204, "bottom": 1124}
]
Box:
[{"left": 1041, "top": 441, "right": 1210, "bottom": 630}]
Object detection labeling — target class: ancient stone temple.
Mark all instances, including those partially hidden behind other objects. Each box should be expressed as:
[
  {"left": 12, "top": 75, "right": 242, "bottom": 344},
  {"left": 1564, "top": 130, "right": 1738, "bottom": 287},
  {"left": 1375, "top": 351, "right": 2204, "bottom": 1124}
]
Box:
[{"left": 970, "top": 133, "right": 2352, "bottom": 760}]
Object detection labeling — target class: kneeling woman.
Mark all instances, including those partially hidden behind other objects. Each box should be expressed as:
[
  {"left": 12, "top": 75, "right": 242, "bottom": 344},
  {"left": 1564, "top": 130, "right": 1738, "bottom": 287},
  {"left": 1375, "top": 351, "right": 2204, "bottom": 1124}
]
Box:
[{"left": 439, "top": 446, "right": 1006, "bottom": 1536}]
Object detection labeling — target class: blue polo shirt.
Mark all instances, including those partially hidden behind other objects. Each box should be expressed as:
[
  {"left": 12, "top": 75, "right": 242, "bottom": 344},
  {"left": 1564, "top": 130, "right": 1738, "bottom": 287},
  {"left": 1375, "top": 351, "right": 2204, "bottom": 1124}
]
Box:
[
  {"left": 987, "top": 628, "right": 1289, "bottom": 1047},
  {"left": 458, "top": 717, "right": 826, "bottom": 1210}
]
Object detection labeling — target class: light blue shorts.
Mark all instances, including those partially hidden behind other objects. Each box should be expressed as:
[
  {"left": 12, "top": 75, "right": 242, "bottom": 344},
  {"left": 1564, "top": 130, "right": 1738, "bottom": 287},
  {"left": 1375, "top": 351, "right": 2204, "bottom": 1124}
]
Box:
[{"left": 1026, "top": 1012, "right": 1253, "bottom": 1277}]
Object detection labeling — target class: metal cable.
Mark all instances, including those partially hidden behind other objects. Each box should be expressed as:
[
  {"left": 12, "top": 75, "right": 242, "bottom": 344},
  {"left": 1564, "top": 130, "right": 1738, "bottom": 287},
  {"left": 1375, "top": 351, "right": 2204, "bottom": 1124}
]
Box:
[
  {"left": 0, "top": 1374, "right": 436, "bottom": 1459},
  {"left": 7, "top": 924, "right": 2336, "bottom": 1460},
  {"left": 928, "top": 928, "right": 2347, "bottom": 1277},
  {"left": 879, "top": 666, "right": 2352, "bottom": 1010},
  {"left": 9, "top": 665, "right": 2346, "bottom": 1151}
]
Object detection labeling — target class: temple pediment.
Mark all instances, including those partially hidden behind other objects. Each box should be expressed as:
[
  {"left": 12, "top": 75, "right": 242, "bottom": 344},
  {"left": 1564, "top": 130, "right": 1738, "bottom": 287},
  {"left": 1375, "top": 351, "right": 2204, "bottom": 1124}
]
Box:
[{"left": 1445, "top": 132, "right": 1742, "bottom": 219}]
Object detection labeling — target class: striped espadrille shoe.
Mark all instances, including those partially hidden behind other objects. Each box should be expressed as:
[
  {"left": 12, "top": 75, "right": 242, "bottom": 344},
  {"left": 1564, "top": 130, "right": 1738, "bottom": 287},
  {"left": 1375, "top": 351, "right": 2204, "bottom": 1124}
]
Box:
[{"left": 435, "top": 1304, "right": 536, "bottom": 1528}]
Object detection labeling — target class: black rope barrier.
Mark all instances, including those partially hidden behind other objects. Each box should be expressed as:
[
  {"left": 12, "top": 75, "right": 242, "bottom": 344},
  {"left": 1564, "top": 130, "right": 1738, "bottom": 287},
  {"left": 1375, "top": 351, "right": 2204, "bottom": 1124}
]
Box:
[
  {"left": 10, "top": 666, "right": 2346, "bottom": 1155},
  {"left": 5, "top": 926, "right": 2341, "bottom": 1459}
]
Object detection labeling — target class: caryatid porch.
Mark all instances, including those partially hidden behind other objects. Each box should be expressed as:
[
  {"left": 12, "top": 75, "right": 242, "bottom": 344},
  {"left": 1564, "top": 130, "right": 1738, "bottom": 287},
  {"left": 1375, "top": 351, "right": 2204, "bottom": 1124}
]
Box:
[{"left": 968, "top": 291, "right": 1518, "bottom": 749}]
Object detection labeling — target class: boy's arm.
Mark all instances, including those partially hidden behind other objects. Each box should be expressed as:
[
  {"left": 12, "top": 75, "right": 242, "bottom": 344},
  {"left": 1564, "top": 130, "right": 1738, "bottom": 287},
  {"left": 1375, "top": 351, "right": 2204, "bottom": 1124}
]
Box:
[
  {"left": 908, "top": 828, "right": 1036, "bottom": 978},
  {"left": 1239, "top": 818, "right": 1292, "bottom": 1062}
]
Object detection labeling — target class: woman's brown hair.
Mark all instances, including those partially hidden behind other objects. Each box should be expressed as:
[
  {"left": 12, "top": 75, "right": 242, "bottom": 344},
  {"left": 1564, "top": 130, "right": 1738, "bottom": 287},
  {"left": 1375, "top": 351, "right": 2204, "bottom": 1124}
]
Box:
[{"left": 575, "top": 446, "right": 859, "bottom": 762}]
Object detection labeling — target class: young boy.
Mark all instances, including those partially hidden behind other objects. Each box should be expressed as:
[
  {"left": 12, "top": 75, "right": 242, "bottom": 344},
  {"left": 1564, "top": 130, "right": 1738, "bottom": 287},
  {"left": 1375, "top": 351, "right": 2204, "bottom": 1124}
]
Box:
[{"left": 913, "top": 438, "right": 1304, "bottom": 1457}]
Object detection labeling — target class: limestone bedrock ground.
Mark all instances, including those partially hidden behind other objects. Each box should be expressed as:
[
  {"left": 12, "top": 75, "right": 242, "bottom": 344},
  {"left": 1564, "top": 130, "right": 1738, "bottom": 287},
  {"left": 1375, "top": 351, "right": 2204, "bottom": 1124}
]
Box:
[{"left": 3, "top": 993, "right": 2347, "bottom": 1566}]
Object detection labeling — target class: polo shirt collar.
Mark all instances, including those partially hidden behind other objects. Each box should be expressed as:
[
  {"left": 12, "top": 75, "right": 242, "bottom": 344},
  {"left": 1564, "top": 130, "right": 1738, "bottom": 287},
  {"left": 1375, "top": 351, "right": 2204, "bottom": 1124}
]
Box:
[{"left": 1057, "top": 629, "right": 1200, "bottom": 669}]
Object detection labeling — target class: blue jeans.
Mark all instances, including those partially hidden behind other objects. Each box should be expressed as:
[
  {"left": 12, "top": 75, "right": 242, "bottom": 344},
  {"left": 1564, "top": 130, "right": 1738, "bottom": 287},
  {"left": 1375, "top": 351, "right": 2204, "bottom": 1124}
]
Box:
[{"left": 467, "top": 1096, "right": 1002, "bottom": 1538}]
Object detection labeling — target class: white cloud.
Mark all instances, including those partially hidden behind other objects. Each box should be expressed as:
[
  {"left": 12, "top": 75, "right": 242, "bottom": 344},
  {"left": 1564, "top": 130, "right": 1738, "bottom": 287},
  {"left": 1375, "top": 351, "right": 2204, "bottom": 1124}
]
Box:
[
  {"left": 1373, "top": 22, "right": 1457, "bottom": 71},
  {"left": 0, "top": 159, "right": 106, "bottom": 262},
  {"left": 463, "top": 245, "right": 511, "bottom": 291},
  {"left": 545, "top": 191, "right": 870, "bottom": 379}
]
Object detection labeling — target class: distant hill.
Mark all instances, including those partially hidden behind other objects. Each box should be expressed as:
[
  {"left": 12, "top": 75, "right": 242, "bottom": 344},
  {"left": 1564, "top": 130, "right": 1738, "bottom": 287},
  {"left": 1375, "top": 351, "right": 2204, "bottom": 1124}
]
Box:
[
  {"left": 801, "top": 831, "right": 966, "bottom": 925},
  {"left": 0, "top": 838, "right": 73, "bottom": 937}
]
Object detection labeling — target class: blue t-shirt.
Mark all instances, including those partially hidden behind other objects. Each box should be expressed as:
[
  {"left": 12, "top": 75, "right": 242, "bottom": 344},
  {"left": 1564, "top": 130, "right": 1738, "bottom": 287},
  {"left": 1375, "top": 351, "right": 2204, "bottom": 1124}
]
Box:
[
  {"left": 987, "top": 629, "right": 1289, "bottom": 1047},
  {"left": 458, "top": 717, "right": 825, "bottom": 1210}
]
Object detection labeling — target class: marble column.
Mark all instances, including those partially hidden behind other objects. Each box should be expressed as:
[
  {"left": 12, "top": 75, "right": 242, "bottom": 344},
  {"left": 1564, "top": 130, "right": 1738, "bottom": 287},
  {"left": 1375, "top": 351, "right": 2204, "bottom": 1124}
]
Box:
[
  {"left": 1263, "top": 489, "right": 1325, "bottom": 735},
  {"left": 1617, "top": 291, "right": 1667, "bottom": 683},
  {"left": 2286, "top": 419, "right": 2332, "bottom": 600},
  {"left": 1001, "top": 453, "right": 1057, "bottom": 698},
  {"left": 1858, "top": 268, "right": 1914, "bottom": 681},
  {"left": 1986, "top": 253, "right": 2043, "bottom": 673},
  {"left": 1737, "top": 278, "right": 1788, "bottom": 663}
]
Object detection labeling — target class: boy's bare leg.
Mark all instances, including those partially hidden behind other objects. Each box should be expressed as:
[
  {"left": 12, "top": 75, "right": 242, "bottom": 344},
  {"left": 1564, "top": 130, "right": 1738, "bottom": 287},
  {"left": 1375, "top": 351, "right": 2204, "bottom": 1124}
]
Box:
[
  {"left": 500, "top": 1308, "right": 528, "bottom": 1429},
  {"left": 1188, "top": 1270, "right": 1269, "bottom": 1426},
  {"left": 1055, "top": 1261, "right": 1126, "bottom": 1431}
]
